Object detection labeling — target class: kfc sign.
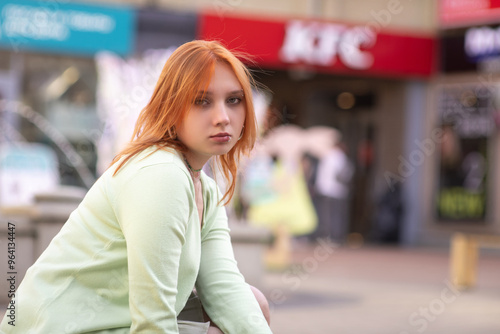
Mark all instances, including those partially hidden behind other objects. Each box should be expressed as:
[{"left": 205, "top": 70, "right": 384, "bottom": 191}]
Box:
[
  {"left": 198, "top": 13, "right": 436, "bottom": 78},
  {"left": 280, "top": 20, "right": 376, "bottom": 70}
]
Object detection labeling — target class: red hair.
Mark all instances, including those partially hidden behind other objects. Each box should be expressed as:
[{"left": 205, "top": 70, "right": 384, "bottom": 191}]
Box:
[{"left": 111, "top": 40, "right": 257, "bottom": 205}]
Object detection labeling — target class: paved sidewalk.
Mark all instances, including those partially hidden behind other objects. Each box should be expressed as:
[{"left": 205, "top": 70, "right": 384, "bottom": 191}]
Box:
[
  {"left": 262, "top": 240, "right": 500, "bottom": 334},
  {"left": 1, "top": 241, "right": 498, "bottom": 333}
]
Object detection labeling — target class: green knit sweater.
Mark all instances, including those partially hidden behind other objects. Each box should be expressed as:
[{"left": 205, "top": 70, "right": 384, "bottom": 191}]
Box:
[{"left": 0, "top": 147, "right": 272, "bottom": 333}]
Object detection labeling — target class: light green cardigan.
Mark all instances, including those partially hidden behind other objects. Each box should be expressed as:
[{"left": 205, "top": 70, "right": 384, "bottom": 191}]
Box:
[{"left": 0, "top": 147, "right": 271, "bottom": 333}]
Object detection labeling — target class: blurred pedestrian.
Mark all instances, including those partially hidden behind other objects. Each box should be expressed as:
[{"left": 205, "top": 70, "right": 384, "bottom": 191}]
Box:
[
  {"left": 0, "top": 41, "right": 271, "bottom": 334},
  {"left": 301, "top": 152, "right": 319, "bottom": 198},
  {"left": 301, "top": 152, "right": 322, "bottom": 243},
  {"left": 314, "top": 137, "right": 354, "bottom": 243}
]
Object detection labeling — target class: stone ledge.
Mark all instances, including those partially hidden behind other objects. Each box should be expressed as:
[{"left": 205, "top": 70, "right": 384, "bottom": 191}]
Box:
[{"left": 229, "top": 222, "right": 273, "bottom": 245}]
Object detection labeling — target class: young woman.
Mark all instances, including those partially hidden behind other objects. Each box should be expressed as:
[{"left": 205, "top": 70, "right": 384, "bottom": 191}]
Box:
[{"left": 0, "top": 40, "right": 272, "bottom": 334}]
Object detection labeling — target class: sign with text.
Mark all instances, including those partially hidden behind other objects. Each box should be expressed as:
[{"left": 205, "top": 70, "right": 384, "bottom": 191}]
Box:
[
  {"left": 465, "top": 25, "right": 500, "bottom": 61},
  {"left": 436, "top": 84, "right": 495, "bottom": 221},
  {"left": 198, "top": 13, "right": 436, "bottom": 78},
  {"left": 279, "top": 20, "right": 376, "bottom": 70},
  {"left": 0, "top": 0, "right": 135, "bottom": 56}
]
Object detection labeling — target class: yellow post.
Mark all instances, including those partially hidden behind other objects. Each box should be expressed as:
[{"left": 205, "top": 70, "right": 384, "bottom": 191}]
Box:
[
  {"left": 465, "top": 236, "right": 478, "bottom": 287},
  {"left": 450, "top": 233, "right": 478, "bottom": 289},
  {"left": 265, "top": 223, "right": 291, "bottom": 271}
]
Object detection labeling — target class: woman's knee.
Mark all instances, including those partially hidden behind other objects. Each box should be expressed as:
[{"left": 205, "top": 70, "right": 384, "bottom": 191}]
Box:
[
  {"left": 198, "top": 285, "right": 271, "bottom": 327},
  {"left": 207, "top": 326, "right": 224, "bottom": 334},
  {"left": 249, "top": 285, "right": 271, "bottom": 325}
]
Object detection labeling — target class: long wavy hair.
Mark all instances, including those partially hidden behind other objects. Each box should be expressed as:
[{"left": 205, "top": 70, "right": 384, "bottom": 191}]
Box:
[{"left": 111, "top": 40, "right": 258, "bottom": 205}]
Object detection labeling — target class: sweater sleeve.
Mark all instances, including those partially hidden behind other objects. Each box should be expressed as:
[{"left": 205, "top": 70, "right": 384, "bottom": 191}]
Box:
[
  {"left": 115, "top": 163, "right": 192, "bottom": 333},
  {"left": 195, "top": 187, "right": 273, "bottom": 334}
]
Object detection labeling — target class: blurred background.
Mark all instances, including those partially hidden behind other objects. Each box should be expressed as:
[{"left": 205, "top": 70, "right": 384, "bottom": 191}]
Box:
[{"left": 0, "top": 0, "right": 499, "bottom": 333}]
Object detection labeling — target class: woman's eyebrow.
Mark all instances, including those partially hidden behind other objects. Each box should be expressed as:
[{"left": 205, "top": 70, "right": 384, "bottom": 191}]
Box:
[{"left": 197, "top": 90, "right": 244, "bottom": 95}]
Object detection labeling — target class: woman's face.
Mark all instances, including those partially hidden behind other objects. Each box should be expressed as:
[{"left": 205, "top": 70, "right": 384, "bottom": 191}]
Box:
[{"left": 177, "top": 62, "right": 246, "bottom": 167}]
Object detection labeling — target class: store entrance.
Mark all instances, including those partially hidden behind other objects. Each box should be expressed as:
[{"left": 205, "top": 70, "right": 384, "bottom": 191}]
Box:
[
  {"left": 344, "top": 121, "right": 376, "bottom": 240},
  {"left": 333, "top": 116, "right": 376, "bottom": 242},
  {"left": 305, "top": 89, "right": 378, "bottom": 244}
]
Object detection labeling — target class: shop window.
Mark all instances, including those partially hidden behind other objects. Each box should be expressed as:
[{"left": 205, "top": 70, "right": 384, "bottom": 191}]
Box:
[
  {"left": 436, "top": 84, "right": 495, "bottom": 222},
  {"left": 20, "top": 53, "right": 99, "bottom": 188}
]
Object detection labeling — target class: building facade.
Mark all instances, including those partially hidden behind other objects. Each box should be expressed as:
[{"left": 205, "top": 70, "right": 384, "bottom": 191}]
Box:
[
  {"left": 421, "top": 0, "right": 500, "bottom": 245},
  {"left": 7, "top": 0, "right": 484, "bottom": 247}
]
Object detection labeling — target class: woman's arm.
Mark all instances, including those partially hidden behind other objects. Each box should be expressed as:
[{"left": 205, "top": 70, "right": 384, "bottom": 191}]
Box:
[
  {"left": 195, "top": 186, "right": 273, "bottom": 334},
  {"left": 116, "top": 164, "right": 192, "bottom": 333}
]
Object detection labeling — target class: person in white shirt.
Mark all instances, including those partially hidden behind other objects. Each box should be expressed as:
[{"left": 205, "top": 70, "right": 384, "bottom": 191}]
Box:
[{"left": 314, "top": 139, "right": 354, "bottom": 242}]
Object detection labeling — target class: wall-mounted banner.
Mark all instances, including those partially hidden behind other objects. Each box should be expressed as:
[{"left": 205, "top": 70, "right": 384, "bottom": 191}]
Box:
[
  {"left": 436, "top": 84, "right": 496, "bottom": 222},
  {"left": 0, "top": 0, "right": 135, "bottom": 56},
  {"left": 198, "top": 13, "right": 436, "bottom": 78}
]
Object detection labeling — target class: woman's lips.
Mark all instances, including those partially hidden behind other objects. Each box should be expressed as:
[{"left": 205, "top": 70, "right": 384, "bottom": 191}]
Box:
[{"left": 210, "top": 133, "right": 231, "bottom": 142}]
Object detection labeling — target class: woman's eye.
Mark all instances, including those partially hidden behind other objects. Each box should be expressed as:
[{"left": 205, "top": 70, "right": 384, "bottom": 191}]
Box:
[
  {"left": 227, "top": 97, "right": 242, "bottom": 104},
  {"left": 194, "top": 98, "right": 209, "bottom": 106}
]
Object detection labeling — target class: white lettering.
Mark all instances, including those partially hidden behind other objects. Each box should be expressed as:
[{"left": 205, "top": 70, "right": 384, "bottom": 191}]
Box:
[
  {"left": 465, "top": 26, "right": 500, "bottom": 58},
  {"left": 280, "top": 20, "right": 319, "bottom": 64},
  {"left": 1, "top": 4, "right": 116, "bottom": 42},
  {"left": 314, "top": 23, "right": 343, "bottom": 66},
  {"left": 280, "top": 20, "right": 376, "bottom": 70},
  {"left": 338, "top": 26, "right": 375, "bottom": 69}
]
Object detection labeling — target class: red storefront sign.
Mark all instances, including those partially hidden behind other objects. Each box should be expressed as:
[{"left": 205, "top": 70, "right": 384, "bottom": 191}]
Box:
[
  {"left": 198, "top": 13, "right": 436, "bottom": 78},
  {"left": 440, "top": 0, "right": 500, "bottom": 28}
]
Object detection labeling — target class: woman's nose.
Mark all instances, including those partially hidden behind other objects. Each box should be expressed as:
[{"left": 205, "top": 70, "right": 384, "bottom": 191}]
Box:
[{"left": 213, "top": 102, "right": 230, "bottom": 126}]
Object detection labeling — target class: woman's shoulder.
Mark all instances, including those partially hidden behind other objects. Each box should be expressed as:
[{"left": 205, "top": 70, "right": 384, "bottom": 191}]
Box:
[
  {"left": 108, "top": 146, "right": 190, "bottom": 185},
  {"left": 116, "top": 146, "right": 184, "bottom": 171},
  {"left": 136, "top": 146, "right": 183, "bottom": 167}
]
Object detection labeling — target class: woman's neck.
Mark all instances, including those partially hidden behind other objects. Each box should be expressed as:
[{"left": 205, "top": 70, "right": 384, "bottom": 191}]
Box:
[{"left": 182, "top": 154, "right": 205, "bottom": 177}]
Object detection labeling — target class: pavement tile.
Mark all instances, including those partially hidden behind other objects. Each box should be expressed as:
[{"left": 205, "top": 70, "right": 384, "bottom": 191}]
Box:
[{"left": 263, "top": 242, "right": 500, "bottom": 334}]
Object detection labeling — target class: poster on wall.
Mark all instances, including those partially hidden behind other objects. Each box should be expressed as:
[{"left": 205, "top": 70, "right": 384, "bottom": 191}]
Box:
[{"left": 436, "top": 84, "right": 496, "bottom": 222}]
